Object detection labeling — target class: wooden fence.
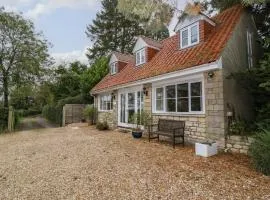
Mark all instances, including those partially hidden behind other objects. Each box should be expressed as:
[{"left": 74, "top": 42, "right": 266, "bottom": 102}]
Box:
[
  {"left": 8, "top": 106, "right": 15, "bottom": 132},
  {"left": 62, "top": 104, "right": 86, "bottom": 126}
]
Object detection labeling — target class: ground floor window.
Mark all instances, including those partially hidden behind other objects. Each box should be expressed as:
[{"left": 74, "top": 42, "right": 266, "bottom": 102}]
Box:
[
  {"left": 154, "top": 81, "right": 203, "bottom": 113},
  {"left": 100, "top": 94, "right": 113, "bottom": 111}
]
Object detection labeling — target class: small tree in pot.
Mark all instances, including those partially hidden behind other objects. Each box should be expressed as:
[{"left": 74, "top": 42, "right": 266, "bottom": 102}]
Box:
[
  {"left": 83, "top": 105, "right": 97, "bottom": 125},
  {"left": 130, "top": 111, "right": 152, "bottom": 138}
]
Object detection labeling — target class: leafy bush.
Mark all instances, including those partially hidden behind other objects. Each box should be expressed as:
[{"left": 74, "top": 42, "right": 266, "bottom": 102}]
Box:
[
  {"left": 249, "top": 129, "right": 270, "bottom": 176},
  {"left": 42, "top": 105, "right": 62, "bottom": 125},
  {"left": 16, "top": 109, "right": 41, "bottom": 117},
  {"left": 96, "top": 121, "right": 109, "bottom": 130},
  {"left": 83, "top": 105, "right": 96, "bottom": 124},
  {"left": 0, "top": 107, "right": 8, "bottom": 133}
]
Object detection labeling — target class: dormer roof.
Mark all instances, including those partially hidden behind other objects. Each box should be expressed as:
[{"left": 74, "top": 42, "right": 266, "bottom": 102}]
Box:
[
  {"left": 132, "top": 36, "right": 162, "bottom": 53},
  {"left": 110, "top": 52, "right": 134, "bottom": 64}
]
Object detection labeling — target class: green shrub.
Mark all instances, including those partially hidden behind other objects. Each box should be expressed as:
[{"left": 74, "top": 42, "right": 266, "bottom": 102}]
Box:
[
  {"left": 96, "top": 121, "right": 109, "bottom": 130},
  {"left": 249, "top": 129, "right": 270, "bottom": 176},
  {"left": 42, "top": 105, "right": 62, "bottom": 125},
  {"left": 83, "top": 105, "right": 96, "bottom": 124},
  {"left": 16, "top": 109, "right": 41, "bottom": 117},
  {"left": 0, "top": 107, "right": 8, "bottom": 133}
]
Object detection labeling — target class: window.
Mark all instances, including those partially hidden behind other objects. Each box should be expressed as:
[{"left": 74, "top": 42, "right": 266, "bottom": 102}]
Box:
[
  {"left": 247, "top": 30, "right": 253, "bottom": 68},
  {"left": 154, "top": 81, "right": 203, "bottom": 113},
  {"left": 110, "top": 62, "right": 117, "bottom": 74},
  {"left": 156, "top": 88, "right": 164, "bottom": 111},
  {"left": 136, "top": 48, "right": 146, "bottom": 65},
  {"left": 100, "top": 94, "right": 113, "bottom": 111},
  {"left": 180, "top": 22, "right": 199, "bottom": 49},
  {"left": 166, "top": 85, "right": 176, "bottom": 112}
]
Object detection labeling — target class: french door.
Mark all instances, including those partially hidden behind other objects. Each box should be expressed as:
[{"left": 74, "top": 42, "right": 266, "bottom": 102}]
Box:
[{"left": 118, "top": 89, "right": 144, "bottom": 127}]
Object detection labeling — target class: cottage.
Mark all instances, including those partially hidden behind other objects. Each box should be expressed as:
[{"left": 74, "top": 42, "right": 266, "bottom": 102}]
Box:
[{"left": 91, "top": 5, "right": 260, "bottom": 147}]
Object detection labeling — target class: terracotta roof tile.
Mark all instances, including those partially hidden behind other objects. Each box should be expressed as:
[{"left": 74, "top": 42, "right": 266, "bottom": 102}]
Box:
[{"left": 92, "top": 5, "right": 243, "bottom": 93}]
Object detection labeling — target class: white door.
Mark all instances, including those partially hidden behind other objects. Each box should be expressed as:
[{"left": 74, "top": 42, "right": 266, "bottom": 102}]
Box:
[{"left": 118, "top": 88, "right": 143, "bottom": 128}]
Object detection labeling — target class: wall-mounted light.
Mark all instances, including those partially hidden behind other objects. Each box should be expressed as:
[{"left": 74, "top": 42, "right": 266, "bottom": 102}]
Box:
[
  {"left": 208, "top": 71, "right": 215, "bottom": 79},
  {"left": 143, "top": 87, "right": 148, "bottom": 96}
]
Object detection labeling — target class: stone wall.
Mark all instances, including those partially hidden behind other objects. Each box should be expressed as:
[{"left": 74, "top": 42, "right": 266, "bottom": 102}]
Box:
[
  {"left": 226, "top": 135, "right": 254, "bottom": 154},
  {"left": 97, "top": 90, "right": 118, "bottom": 129}
]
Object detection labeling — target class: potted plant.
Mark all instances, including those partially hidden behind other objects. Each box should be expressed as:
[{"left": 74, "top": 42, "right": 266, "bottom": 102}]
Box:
[
  {"left": 83, "top": 105, "right": 96, "bottom": 125},
  {"left": 130, "top": 111, "right": 152, "bottom": 139}
]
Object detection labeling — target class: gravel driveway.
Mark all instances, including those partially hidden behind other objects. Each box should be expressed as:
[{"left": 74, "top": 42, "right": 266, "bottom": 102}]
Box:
[{"left": 0, "top": 126, "right": 269, "bottom": 200}]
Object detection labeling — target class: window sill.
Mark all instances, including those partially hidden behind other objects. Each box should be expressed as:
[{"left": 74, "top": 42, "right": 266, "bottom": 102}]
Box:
[
  {"left": 152, "top": 112, "right": 205, "bottom": 117},
  {"left": 180, "top": 42, "right": 200, "bottom": 50}
]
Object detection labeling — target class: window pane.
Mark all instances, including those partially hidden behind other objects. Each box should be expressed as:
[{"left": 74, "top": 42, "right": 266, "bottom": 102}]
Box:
[
  {"left": 191, "top": 25, "right": 198, "bottom": 44},
  {"left": 166, "top": 85, "right": 176, "bottom": 98},
  {"left": 156, "top": 99, "right": 163, "bottom": 111},
  {"left": 177, "top": 98, "right": 189, "bottom": 112},
  {"left": 191, "top": 97, "right": 201, "bottom": 111},
  {"left": 156, "top": 88, "right": 163, "bottom": 99},
  {"left": 141, "top": 49, "right": 145, "bottom": 63},
  {"left": 177, "top": 83, "right": 188, "bottom": 97},
  {"left": 136, "top": 52, "right": 140, "bottom": 64},
  {"left": 191, "top": 82, "right": 202, "bottom": 96},
  {"left": 166, "top": 99, "right": 176, "bottom": 112},
  {"left": 181, "top": 29, "right": 188, "bottom": 47}
]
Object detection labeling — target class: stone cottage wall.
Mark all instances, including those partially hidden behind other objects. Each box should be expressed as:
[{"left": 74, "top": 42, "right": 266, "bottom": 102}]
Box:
[
  {"left": 96, "top": 90, "right": 118, "bottom": 129},
  {"left": 143, "top": 70, "right": 226, "bottom": 147},
  {"left": 226, "top": 135, "right": 254, "bottom": 154}
]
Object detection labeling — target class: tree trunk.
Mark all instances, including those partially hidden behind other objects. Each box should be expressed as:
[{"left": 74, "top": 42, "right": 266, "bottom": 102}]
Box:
[{"left": 3, "top": 72, "right": 9, "bottom": 108}]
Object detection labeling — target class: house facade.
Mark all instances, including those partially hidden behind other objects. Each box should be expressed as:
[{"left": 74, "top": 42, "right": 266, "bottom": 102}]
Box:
[{"left": 91, "top": 5, "right": 260, "bottom": 147}]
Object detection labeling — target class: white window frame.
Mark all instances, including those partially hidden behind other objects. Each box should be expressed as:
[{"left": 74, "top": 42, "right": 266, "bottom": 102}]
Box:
[
  {"left": 180, "top": 22, "right": 200, "bottom": 49},
  {"left": 152, "top": 77, "right": 205, "bottom": 115},
  {"left": 110, "top": 62, "right": 117, "bottom": 75},
  {"left": 99, "top": 94, "right": 113, "bottom": 111},
  {"left": 247, "top": 30, "right": 253, "bottom": 69},
  {"left": 136, "top": 48, "right": 146, "bottom": 66}
]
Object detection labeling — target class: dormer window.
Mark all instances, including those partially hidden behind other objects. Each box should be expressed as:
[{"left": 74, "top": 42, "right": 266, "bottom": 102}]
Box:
[
  {"left": 110, "top": 62, "right": 117, "bottom": 74},
  {"left": 136, "top": 48, "right": 146, "bottom": 66},
  {"left": 180, "top": 22, "right": 199, "bottom": 49}
]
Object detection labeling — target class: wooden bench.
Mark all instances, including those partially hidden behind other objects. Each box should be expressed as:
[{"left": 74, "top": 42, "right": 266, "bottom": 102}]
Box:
[{"left": 148, "top": 119, "right": 185, "bottom": 148}]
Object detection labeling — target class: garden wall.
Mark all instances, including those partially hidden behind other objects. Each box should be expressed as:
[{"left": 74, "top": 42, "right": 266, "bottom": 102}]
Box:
[{"left": 226, "top": 135, "right": 254, "bottom": 154}]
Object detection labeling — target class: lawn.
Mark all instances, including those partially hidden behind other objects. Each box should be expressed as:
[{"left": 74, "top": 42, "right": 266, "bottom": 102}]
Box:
[{"left": 0, "top": 125, "right": 269, "bottom": 199}]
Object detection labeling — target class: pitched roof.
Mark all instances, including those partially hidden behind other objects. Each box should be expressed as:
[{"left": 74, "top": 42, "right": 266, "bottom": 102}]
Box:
[
  {"left": 111, "top": 51, "right": 134, "bottom": 63},
  {"left": 92, "top": 5, "right": 243, "bottom": 93},
  {"left": 139, "top": 36, "right": 163, "bottom": 49}
]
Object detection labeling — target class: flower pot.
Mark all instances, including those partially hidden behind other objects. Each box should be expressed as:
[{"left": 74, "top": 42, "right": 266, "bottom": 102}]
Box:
[
  {"left": 195, "top": 142, "right": 218, "bottom": 157},
  {"left": 132, "top": 130, "right": 143, "bottom": 138}
]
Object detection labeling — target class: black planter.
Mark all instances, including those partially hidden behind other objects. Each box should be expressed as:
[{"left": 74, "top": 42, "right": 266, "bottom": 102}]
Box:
[{"left": 132, "top": 130, "right": 143, "bottom": 138}]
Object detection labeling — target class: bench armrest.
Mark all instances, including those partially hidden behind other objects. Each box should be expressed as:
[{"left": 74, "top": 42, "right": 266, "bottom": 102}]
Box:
[{"left": 147, "top": 124, "right": 158, "bottom": 133}]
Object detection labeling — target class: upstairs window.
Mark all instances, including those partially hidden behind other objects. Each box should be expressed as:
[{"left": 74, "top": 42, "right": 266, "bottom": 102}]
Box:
[
  {"left": 180, "top": 22, "right": 199, "bottom": 49},
  {"left": 247, "top": 30, "right": 253, "bottom": 69},
  {"left": 110, "top": 62, "right": 117, "bottom": 74},
  {"left": 100, "top": 94, "right": 113, "bottom": 111},
  {"left": 136, "top": 48, "right": 146, "bottom": 66}
]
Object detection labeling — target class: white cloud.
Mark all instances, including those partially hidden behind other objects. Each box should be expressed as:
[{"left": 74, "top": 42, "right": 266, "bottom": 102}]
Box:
[
  {"left": 51, "top": 46, "right": 90, "bottom": 66},
  {"left": 25, "top": 0, "right": 101, "bottom": 20}
]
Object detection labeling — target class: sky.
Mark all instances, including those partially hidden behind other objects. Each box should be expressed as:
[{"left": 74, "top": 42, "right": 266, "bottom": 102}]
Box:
[{"left": 1, "top": 0, "right": 188, "bottom": 65}]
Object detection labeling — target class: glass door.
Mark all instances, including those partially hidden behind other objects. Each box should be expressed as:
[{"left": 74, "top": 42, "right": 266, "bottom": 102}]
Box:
[{"left": 118, "top": 90, "right": 144, "bottom": 127}]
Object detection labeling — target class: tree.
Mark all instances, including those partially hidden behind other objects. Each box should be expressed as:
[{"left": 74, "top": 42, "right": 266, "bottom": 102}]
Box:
[
  {"left": 117, "top": 0, "right": 268, "bottom": 32},
  {"left": 80, "top": 56, "right": 109, "bottom": 102},
  {"left": 0, "top": 8, "right": 50, "bottom": 108},
  {"left": 85, "top": 0, "right": 169, "bottom": 61}
]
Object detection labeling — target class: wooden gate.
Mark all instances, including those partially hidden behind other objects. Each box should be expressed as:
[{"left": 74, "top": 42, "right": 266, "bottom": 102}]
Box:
[{"left": 62, "top": 104, "right": 86, "bottom": 126}]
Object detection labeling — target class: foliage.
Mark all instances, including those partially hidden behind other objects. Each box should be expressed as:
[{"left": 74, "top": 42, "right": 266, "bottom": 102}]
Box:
[
  {"left": 86, "top": 0, "right": 169, "bottom": 61},
  {"left": 16, "top": 109, "right": 41, "bottom": 117},
  {"left": 249, "top": 129, "right": 270, "bottom": 176},
  {"left": 83, "top": 105, "right": 96, "bottom": 121},
  {"left": 0, "top": 107, "right": 8, "bottom": 132},
  {"left": 130, "top": 111, "right": 152, "bottom": 131},
  {"left": 0, "top": 8, "right": 51, "bottom": 108},
  {"left": 96, "top": 121, "right": 109, "bottom": 130},
  {"left": 42, "top": 105, "right": 62, "bottom": 125}
]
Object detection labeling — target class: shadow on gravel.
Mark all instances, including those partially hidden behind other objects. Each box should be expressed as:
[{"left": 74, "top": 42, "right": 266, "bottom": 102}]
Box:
[{"left": 17, "top": 116, "right": 59, "bottom": 131}]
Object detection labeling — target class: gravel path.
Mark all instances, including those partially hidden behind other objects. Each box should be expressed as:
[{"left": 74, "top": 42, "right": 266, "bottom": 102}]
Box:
[
  {"left": 17, "top": 116, "right": 58, "bottom": 131},
  {"left": 0, "top": 126, "right": 269, "bottom": 200}
]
